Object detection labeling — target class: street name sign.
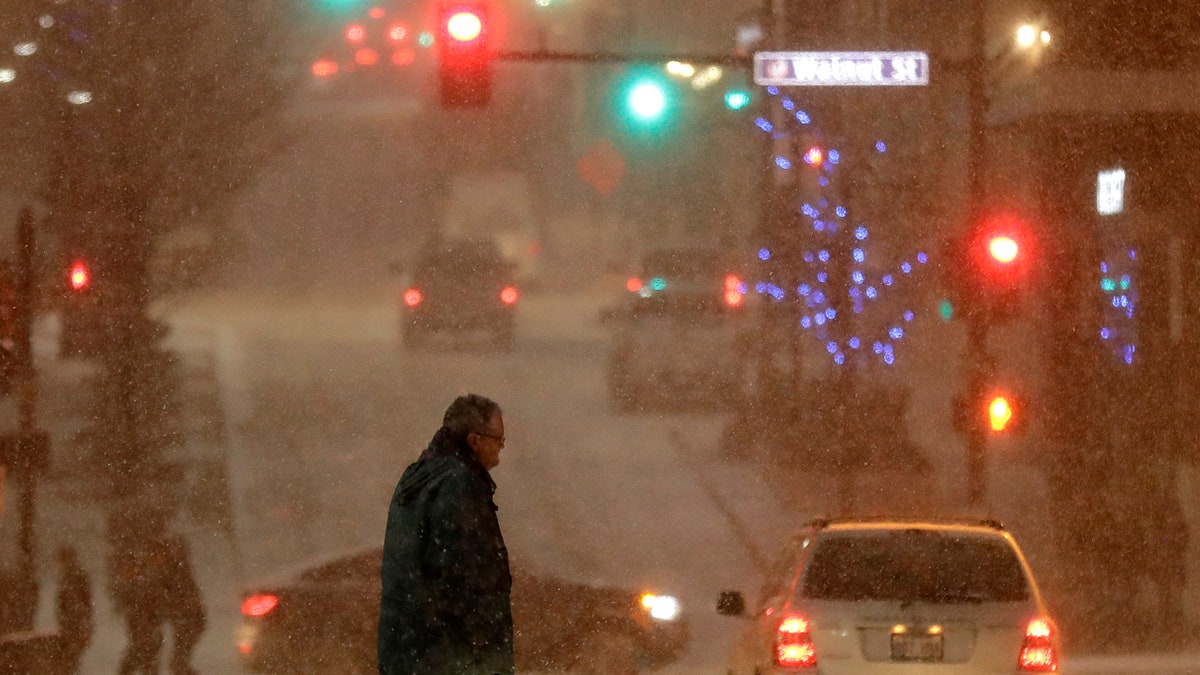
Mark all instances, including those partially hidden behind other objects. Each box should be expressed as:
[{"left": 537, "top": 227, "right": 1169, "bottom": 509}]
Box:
[{"left": 754, "top": 51, "right": 929, "bottom": 87}]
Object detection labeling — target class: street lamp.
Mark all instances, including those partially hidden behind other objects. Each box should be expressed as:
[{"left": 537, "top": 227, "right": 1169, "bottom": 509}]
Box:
[{"left": 1015, "top": 24, "right": 1051, "bottom": 50}]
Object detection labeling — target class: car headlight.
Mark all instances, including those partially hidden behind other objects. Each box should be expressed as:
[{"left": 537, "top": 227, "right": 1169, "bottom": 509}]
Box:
[{"left": 640, "top": 593, "right": 680, "bottom": 621}]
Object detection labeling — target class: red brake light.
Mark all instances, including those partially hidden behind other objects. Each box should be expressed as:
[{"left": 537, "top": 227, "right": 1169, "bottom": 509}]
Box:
[
  {"left": 403, "top": 288, "right": 422, "bottom": 307},
  {"left": 311, "top": 59, "right": 339, "bottom": 78},
  {"left": 346, "top": 25, "right": 367, "bottom": 43},
  {"left": 355, "top": 48, "right": 380, "bottom": 66},
  {"left": 774, "top": 614, "right": 817, "bottom": 669},
  {"left": 626, "top": 277, "right": 642, "bottom": 293},
  {"left": 392, "top": 49, "right": 416, "bottom": 66},
  {"left": 241, "top": 594, "right": 279, "bottom": 618},
  {"left": 500, "top": 286, "right": 518, "bottom": 305},
  {"left": 1018, "top": 618, "right": 1058, "bottom": 672}
]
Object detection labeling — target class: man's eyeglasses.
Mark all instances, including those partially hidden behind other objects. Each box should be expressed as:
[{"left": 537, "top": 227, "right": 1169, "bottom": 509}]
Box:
[{"left": 474, "top": 431, "right": 505, "bottom": 447}]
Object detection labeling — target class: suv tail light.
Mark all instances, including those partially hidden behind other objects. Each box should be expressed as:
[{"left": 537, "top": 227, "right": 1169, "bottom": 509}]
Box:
[
  {"left": 403, "top": 288, "right": 422, "bottom": 308},
  {"left": 241, "top": 594, "right": 279, "bottom": 618},
  {"left": 1018, "top": 618, "right": 1057, "bottom": 672},
  {"left": 500, "top": 286, "right": 518, "bottom": 305},
  {"left": 774, "top": 614, "right": 817, "bottom": 669}
]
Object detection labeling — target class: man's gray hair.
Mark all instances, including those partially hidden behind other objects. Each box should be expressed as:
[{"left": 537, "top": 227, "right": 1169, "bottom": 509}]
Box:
[{"left": 442, "top": 394, "right": 502, "bottom": 441}]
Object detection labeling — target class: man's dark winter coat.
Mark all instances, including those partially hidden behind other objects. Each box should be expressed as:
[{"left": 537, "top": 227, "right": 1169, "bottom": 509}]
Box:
[{"left": 378, "top": 427, "right": 514, "bottom": 675}]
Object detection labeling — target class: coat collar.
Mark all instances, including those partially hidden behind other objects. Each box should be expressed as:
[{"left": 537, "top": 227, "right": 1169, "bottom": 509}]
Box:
[{"left": 420, "top": 426, "right": 496, "bottom": 491}]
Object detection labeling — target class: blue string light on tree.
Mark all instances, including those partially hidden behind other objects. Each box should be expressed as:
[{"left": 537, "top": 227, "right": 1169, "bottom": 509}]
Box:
[{"left": 748, "top": 88, "right": 933, "bottom": 367}]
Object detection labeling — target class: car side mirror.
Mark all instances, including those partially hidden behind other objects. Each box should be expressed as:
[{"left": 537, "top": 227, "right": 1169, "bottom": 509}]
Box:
[{"left": 716, "top": 590, "right": 745, "bottom": 616}]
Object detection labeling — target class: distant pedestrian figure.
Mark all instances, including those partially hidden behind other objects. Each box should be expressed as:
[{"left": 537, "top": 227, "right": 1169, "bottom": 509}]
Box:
[
  {"left": 56, "top": 545, "right": 94, "bottom": 674},
  {"left": 113, "top": 535, "right": 166, "bottom": 675},
  {"left": 378, "top": 394, "right": 514, "bottom": 674},
  {"left": 158, "top": 534, "right": 206, "bottom": 675}
]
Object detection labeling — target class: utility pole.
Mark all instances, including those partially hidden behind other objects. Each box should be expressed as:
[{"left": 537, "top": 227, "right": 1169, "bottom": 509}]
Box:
[
  {"left": 963, "top": 0, "right": 990, "bottom": 507},
  {"left": 1, "top": 206, "right": 50, "bottom": 631}
]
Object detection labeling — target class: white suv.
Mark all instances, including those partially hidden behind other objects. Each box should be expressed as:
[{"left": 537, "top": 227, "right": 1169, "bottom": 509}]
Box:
[{"left": 718, "top": 517, "right": 1061, "bottom": 674}]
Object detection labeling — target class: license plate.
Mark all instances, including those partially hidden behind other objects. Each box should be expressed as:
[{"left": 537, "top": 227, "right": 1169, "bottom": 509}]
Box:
[{"left": 890, "top": 633, "right": 944, "bottom": 662}]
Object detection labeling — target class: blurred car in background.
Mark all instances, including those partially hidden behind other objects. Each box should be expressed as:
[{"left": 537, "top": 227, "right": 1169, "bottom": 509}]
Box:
[
  {"left": 236, "top": 546, "right": 688, "bottom": 674},
  {"left": 397, "top": 237, "right": 518, "bottom": 350},
  {"left": 717, "top": 517, "right": 1060, "bottom": 674},
  {"left": 604, "top": 246, "right": 750, "bottom": 412}
]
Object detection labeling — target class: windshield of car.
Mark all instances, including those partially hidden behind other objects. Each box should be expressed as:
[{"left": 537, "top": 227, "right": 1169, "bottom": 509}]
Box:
[{"left": 801, "top": 531, "right": 1029, "bottom": 603}]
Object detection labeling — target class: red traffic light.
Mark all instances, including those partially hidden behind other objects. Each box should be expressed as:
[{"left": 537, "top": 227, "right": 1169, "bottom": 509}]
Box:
[
  {"left": 987, "top": 235, "right": 1019, "bottom": 264},
  {"left": 949, "top": 213, "right": 1038, "bottom": 323},
  {"left": 435, "top": 0, "right": 493, "bottom": 106},
  {"left": 68, "top": 259, "right": 90, "bottom": 292},
  {"left": 968, "top": 214, "right": 1034, "bottom": 280},
  {"left": 445, "top": 9, "right": 483, "bottom": 42}
]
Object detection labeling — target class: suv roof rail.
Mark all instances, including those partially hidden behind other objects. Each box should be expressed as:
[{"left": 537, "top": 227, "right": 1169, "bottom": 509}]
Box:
[{"left": 811, "top": 515, "right": 1006, "bottom": 530}]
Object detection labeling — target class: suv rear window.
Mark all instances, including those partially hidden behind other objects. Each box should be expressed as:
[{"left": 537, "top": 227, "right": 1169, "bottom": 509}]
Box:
[
  {"left": 629, "top": 293, "right": 724, "bottom": 320},
  {"left": 801, "top": 530, "right": 1029, "bottom": 603},
  {"left": 641, "top": 250, "right": 722, "bottom": 279},
  {"left": 415, "top": 244, "right": 505, "bottom": 281}
]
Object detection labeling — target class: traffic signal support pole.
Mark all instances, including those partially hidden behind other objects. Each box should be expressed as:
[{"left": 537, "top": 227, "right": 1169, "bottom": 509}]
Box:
[
  {"left": 965, "top": 315, "right": 988, "bottom": 506},
  {"left": 963, "top": 0, "right": 988, "bottom": 508},
  {"left": 13, "top": 207, "right": 42, "bottom": 630}
]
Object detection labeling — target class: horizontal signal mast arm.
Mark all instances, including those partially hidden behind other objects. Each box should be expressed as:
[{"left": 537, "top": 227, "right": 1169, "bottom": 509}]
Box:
[{"left": 495, "top": 49, "right": 753, "bottom": 67}]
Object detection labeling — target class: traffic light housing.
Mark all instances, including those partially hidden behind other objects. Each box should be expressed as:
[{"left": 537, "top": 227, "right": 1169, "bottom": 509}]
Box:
[
  {"left": 949, "top": 213, "right": 1036, "bottom": 324},
  {"left": 435, "top": 0, "right": 492, "bottom": 107}
]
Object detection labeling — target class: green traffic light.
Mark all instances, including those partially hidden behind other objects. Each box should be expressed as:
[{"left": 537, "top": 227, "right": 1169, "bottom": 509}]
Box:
[
  {"left": 724, "top": 89, "right": 751, "bottom": 110},
  {"left": 938, "top": 298, "right": 954, "bottom": 321},
  {"left": 316, "top": 0, "right": 366, "bottom": 10},
  {"left": 627, "top": 80, "right": 667, "bottom": 121}
]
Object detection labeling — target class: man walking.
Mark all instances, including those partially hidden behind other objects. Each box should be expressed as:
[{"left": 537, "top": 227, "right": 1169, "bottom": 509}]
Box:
[
  {"left": 378, "top": 394, "right": 513, "bottom": 675},
  {"left": 162, "top": 534, "right": 206, "bottom": 675},
  {"left": 56, "top": 545, "right": 93, "bottom": 674}
]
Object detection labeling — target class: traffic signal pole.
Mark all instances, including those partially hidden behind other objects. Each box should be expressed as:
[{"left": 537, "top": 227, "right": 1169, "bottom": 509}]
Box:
[
  {"left": 964, "top": 0, "right": 989, "bottom": 508},
  {"left": 1, "top": 206, "right": 49, "bottom": 631}
]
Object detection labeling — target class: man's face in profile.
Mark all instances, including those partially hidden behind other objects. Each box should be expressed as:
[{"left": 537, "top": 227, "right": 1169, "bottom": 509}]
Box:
[{"left": 469, "top": 413, "right": 505, "bottom": 470}]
